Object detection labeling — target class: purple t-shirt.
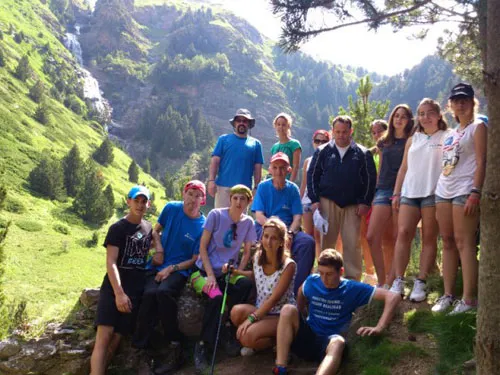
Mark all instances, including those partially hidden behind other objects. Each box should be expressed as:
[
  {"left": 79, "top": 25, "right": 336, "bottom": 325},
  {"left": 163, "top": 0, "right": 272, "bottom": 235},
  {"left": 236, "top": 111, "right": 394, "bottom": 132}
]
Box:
[{"left": 195, "top": 208, "right": 257, "bottom": 277}]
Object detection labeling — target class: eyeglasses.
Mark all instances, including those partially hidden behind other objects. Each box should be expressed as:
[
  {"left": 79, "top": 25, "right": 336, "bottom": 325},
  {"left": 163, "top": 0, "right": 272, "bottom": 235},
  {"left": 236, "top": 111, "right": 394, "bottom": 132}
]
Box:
[
  {"left": 231, "top": 223, "right": 238, "bottom": 240},
  {"left": 313, "top": 139, "right": 328, "bottom": 145}
]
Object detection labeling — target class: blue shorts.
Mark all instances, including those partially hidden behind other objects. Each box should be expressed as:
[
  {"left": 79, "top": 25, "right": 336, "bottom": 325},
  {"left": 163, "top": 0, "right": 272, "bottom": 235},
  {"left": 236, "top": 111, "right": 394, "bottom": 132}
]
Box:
[
  {"left": 373, "top": 188, "right": 393, "bottom": 206},
  {"left": 435, "top": 194, "right": 468, "bottom": 206},
  {"left": 400, "top": 195, "right": 435, "bottom": 208},
  {"left": 291, "top": 315, "right": 343, "bottom": 362},
  {"left": 303, "top": 203, "right": 313, "bottom": 213}
]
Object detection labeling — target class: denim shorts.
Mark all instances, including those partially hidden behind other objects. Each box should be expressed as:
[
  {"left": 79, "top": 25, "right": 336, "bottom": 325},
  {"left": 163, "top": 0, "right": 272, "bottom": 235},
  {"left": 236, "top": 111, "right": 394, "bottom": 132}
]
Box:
[
  {"left": 373, "top": 188, "right": 393, "bottom": 206},
  {"left": 303, "top": 203, "right": 313, "bottom": 213},
  {"left": 400, "top": 195, "right": 435, "bottom": 208},
  {"left": 435, "top": 194, "right": 468, "bottom": 206}
]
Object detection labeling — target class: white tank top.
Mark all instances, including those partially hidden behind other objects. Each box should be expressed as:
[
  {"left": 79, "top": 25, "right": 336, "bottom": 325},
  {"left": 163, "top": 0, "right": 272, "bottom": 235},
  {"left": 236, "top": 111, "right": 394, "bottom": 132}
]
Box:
[
  {"left": 435, "top": 120, "right": 482, "bottom": 199},
  {"left": 254, "top": 254, "right": 296, "bottom": 314},
  {"left": 402, "top": 130, "right": 447, "bottom": 198},
  {"left": 301, "top": 156, "right": 312, "bottom": 205}
]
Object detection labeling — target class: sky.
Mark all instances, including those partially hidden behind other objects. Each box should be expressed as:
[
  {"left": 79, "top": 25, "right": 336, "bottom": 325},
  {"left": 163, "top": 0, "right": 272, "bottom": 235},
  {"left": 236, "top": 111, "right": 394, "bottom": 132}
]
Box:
[{"left": 206, "top": 0, "right": 449, "bottom": 76}]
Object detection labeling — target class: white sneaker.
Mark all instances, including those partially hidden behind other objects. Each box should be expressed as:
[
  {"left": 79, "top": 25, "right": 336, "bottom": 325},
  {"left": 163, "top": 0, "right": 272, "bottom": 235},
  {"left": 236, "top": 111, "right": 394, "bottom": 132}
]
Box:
[
  {"left": 389, "top": 277, "right": 405, "bottom": 296},
  {"left": 363, "top": 273, "right": 378, "bottom": 286},
  {"left": 240, "top": 347, "right": 255, "bottom": 357},
  {"left": 431, "top": 295, "right": 454, "bottom": 313},
  {"left": 449, "top": 299, "right": 477, "bottom": 315},
  {"left": 409, "top": 279, "right": 427, "bottom": 302}
]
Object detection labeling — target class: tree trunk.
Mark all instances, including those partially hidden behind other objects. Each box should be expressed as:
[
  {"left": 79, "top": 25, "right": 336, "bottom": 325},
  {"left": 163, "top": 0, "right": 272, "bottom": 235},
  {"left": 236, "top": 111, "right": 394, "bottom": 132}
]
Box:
[{"left": 476, "top": 0, "right": 500, "bottom": 373}]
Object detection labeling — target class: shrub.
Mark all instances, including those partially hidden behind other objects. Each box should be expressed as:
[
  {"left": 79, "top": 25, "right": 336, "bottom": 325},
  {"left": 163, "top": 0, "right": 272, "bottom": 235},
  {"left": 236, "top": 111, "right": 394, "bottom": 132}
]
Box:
[
  {"left": 53, "top": 223, "right": 70, "bottom": 235},
  {"left": 0, "top": 48, "right": 5, "bottom": 68},
  {"left": 62, "top": 144, "right": 85, "bottom": 197},
  {"left": 87, "top": 231, "right": 99, "bottom": 248},
  {"left": 29, "top": 80, "right": 45, "bottom": 103},
  {"left": 15, "top": 219, "right": 43, "bottom": 232},
  {"left": 4, "top": 197, "right": 26, "bottom": 214},
  {"left": 34, "top": 101, "right": 51, "bottom": 125},
  {"left": 128, "top": 160, "right": 139, "bottom": 183},
  {"left": 28, "top": 155, "right": 65, "bottom": 200},
  {"left": 0, "top": 185, "right": 6, "bottom": 210},
  {"left": 92, "top": 138, "right": 114, "bottom": 166},
  {"left": 15, "top": 55, "right": 31, "bottom": 81}
]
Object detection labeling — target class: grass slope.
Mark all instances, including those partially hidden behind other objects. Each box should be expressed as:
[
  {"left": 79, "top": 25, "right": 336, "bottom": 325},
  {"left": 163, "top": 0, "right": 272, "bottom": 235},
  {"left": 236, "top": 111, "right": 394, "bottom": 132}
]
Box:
[{"left": 0, "top": 0, "right": 164, "bottom": 336}]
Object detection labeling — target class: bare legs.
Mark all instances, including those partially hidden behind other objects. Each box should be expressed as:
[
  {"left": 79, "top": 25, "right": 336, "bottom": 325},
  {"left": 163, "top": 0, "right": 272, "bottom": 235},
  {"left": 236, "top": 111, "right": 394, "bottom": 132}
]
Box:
[
  {"left": 367, "top": 205, "right": 392, "bottom": 285},
  {"left": 230, "top": 304, "right": 279, "bottom": 350},
  {"left": 90, "top": 326, "right": 121, "bottom": 375}
]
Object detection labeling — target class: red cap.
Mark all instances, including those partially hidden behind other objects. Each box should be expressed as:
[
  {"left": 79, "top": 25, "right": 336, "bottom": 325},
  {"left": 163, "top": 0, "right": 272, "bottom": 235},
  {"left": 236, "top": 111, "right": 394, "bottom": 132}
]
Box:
[
  {"left": 270, "top": 152, "right": 290, "bottom": 165},
  {"left": 313, "top": 129, "right": 330, "bottom": 141},
  {"left": 184, "top": 180, "right": 206, "bottom": 205}
]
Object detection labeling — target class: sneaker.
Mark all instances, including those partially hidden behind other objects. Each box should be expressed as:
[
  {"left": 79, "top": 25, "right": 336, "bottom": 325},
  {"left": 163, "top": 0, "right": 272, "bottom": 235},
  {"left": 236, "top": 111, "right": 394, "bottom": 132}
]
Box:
[
  {"left": 449, "top": 299, "right": 477, "bottom": 315},
  {"left": 409, "top": 279, "right": 427, "bottom": 302},
  {"left": 153, "top": 342, "right": 183, "bottom": 374},
  {"left": 194, "top": 341, "right": 208, "bottom": 374},
  {"left": 240, "top": 347, "right": 255, "bottom": 357},
  {"left": 389, "top": 277, "right": 405, "bottom": 296},
  {"left": 272, "top": 366, "right": 288, "bottom": 375},
  {"left": 363, "top": 273, "right": 378, "bottom": 286},
  {"left": 431, "top": 295, "right": 454, "bottom": 313}
]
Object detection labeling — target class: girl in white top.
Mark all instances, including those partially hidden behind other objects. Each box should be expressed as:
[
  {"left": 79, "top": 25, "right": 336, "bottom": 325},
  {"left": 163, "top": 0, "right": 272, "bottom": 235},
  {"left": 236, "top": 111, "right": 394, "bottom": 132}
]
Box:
[
  {"left": 300, "top": 129, "right": 330, "bottom": 259},
  {"left": 389, "top": 98, "right": 449, "bottom": 302},
  {"left": 230, "top": 217, "right": 296, "bottom": 355},
  {"left": 432, "top": 83, "right": 487, "bottom": 314}
]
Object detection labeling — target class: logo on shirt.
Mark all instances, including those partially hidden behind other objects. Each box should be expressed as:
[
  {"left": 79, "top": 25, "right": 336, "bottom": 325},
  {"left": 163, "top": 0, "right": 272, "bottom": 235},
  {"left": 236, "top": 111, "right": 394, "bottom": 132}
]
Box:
[{"left": 184, "top": 233, "right": 195, "bottom": 242}]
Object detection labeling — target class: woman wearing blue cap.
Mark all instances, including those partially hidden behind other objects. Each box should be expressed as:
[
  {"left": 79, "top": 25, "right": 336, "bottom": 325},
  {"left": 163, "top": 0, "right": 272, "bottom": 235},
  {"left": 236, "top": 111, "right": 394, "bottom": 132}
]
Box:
[{"left": 433, "top": 83, "right": 487, "bottom": 314}]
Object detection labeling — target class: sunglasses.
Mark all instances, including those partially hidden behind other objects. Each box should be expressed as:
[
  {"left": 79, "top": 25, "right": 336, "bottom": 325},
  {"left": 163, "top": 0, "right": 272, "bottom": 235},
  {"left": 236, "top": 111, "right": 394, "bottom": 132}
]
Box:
[
  {"left": 313, "top": 139, "right": 328, "bottom": 145},
  {"left": 235, "top": 118, "right": 249, "bottom": 124}
]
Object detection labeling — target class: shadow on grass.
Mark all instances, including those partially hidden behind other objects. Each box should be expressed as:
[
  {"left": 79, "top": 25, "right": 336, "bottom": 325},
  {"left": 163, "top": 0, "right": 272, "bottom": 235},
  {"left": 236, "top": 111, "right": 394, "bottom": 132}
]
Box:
[{"left": 405, "top": 309, "right": 476, "bottom": 374}]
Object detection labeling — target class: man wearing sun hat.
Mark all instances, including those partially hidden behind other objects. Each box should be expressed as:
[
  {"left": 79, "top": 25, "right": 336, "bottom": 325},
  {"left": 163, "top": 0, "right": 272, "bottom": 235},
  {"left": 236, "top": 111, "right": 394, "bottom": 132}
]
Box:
[
  {"left": 133, "top": 180, "right": 207, "bottom": 373},
  {"left": 207, "top": 108, "right": 264, "bottom": 208},
  {"left": 252, "top": 152, "right": 315, "bottom": 295}
]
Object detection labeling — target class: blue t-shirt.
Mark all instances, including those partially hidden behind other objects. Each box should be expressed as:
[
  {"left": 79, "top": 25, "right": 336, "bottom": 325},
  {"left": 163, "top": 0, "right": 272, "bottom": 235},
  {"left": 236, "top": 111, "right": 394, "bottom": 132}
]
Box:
[
  {"left": 212, "top": 133, "right": 264, "bottom": 188},
  {"left": 303, "top": 274, "right": 375, "bottom": 337},
  {"left": 149, "top": 202, "right": 205, "bottom": 276},
  {"left": 195, "top": 208, "right": 257, "bottom": 277},
  {"left": 252, "top": 179, "right": 302, "bottom": 227}
]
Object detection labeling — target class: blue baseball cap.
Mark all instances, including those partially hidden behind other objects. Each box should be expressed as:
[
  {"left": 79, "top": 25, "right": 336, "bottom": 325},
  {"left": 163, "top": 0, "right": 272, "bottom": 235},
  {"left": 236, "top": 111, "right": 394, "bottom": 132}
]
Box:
[{"left": 127, "top": 185, "right": 150, "bottom": 200}]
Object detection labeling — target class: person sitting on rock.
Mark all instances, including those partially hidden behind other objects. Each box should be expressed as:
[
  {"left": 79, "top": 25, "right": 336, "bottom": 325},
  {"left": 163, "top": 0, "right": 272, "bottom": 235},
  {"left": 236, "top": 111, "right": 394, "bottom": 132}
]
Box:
[
  {"left": 272, "top": 249, "right": 401, "bottom": 375},
  {"left": 90, "top": 186, "right": 153, "bottom": 375},
  {"left": 192, "top": 184, "right": 257, "bottom": 373},
  {"left": 252, "top": 152, "right": 315, "bottom": 295},
  {"left": 133, "top": 180, "right": 206, "bottom": 374},
  {"left": 230, "top": 217, "right": 296, "bottom": 357}
]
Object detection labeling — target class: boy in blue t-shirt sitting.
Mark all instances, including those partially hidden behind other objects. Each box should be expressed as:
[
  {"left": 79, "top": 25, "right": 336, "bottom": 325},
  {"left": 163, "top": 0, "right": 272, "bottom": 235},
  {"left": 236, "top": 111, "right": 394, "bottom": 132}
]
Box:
[{"left": 272, "top": 249, "right": 401, "bottom": 375}]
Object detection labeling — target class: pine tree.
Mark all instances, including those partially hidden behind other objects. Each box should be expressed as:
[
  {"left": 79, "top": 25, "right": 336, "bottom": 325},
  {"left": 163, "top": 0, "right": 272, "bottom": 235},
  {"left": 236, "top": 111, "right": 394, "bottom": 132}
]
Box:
[
  {"left": 15, "top": 55, "right": 31, "bottom": 81},
  {"left": 0, "top": 48, "right": 5, "bottom": 68},
  {"left": 0, "top": 185, "right": 6, "bottom": 210},
  {"left": 62, "top": 144, "right": 85, "bottom": 197},
  {"left": 143, "top": 158, "right": 151, "bottom": 174},
  {"left": 92, "top": 138, "right": 114, "bottom": 166},
  {"left": 29, "top": 80, "right": 45, "bottom": 103},
  {"left": 28, "top": 155, "right": 65, "bottom": 200},
  {"left": 73, "top": 161, "right": 112, "bottom": 224},
  {"left": 14, "top": 31, "right": 24, "bottom": 44},
  {"left": 103, "top": 184, "right": 115, "bottom": 209},
  {"left": 164, "top": 171, "right": 175, "bottom": 199},
  {"left": 34, "top": 101, "right": 51, "bottom": 125},
  {"left": 128, "top": 160, "right": 139, "bottom": 183}
]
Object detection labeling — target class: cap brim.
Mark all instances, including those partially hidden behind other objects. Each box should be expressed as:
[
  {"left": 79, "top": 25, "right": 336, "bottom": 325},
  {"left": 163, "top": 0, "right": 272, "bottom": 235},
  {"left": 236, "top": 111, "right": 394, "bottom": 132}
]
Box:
[
  {"left": 449, "top": 92, "right": 473, "bottom": 99},
  {"left": 130, "top": 193, "right": 150, "bottom": 199}
]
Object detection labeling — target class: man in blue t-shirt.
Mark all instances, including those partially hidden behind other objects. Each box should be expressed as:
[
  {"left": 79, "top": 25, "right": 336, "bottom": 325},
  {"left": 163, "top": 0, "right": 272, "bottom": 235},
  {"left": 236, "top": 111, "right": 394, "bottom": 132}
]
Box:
[
  {"left": 134, "top": 180, "right": 206, "bottom": 373},
  {"left": 272, "top": 249, "right": 401, "bottom": 375},
  {"left": 252, "top": 152, "right": 315, "bottom": 295},
  {"left": 207, "top": 108, "right": 264, "bottom": 208}
]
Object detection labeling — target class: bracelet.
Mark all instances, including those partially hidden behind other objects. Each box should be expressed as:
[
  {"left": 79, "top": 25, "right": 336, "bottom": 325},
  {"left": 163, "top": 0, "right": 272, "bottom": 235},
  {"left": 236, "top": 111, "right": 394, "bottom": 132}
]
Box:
[
  {"left": 392, "top": 192, "right": 401, "bottom": 196},
  {"left": 470, "top": 188, "right": 481, "bottom": 195},
  {"left": 207, "top": 179, "right": 215, "bottom": 182},
  {"left": 247, "top": 314, "right": 256, "bottom": 324}
]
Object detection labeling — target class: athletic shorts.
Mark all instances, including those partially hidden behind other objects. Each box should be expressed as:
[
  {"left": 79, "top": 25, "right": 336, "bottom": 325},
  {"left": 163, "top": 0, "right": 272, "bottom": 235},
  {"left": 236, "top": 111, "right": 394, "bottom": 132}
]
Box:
[
  {"left": 290, "top": 316, "right": 343, "bottom": 362},
  {"left": 95, "top": 277, "right": 143, "bottom": 335},
  {"left": 373, "top": 188, "right": 393, "bottom": 206},
  {"left": 302, "top": 203, "right": 313, "bottom": 213},
  {"left": 400, "top": 195, "right": 435, "bottom": 208},
  {"left": 435, "top": 194, "right": 468, "bottom": 206}
]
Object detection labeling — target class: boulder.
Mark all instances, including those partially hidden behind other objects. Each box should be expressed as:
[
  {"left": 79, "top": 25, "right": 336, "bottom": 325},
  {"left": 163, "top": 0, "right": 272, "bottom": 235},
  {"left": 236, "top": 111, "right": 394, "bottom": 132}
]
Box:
[
  {"left": 177, "top": 286, "right": 205, "bottom": 337},
  {"left": 79, "top": 288, "right": 100, "bottom": 308},
  {"left": 0, "top": 339, "right": 21, "bottom": 360}
]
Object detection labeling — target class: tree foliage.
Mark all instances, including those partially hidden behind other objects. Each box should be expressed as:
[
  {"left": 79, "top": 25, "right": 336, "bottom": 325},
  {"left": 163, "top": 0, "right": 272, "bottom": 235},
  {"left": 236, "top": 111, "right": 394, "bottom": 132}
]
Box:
[
  {"left": 93, "top": 138, "right": 114, "bottom": 166},
  {"left": 62, "top": 144, "right": 85, "bottom": 197},
  {"left": 15, "top": 55, "right": 31, "bottom": 81},
  {"left": 128, "top": 160, "right": 139, "bottom": 183},
  {"left": 29, "top": 79, "right": 45, "bottom": 103},
  {"left": 338, "top": 76, "right": 390, "bottom": 146},
  {"left": 28, "top": 155, "right": 65, "bottom": 200},
  {"left": 34, "top": 100, "right": 51, "bottom": 125},
  {"left": 0, "top": 48, "right": 5, "bottom": 67}
]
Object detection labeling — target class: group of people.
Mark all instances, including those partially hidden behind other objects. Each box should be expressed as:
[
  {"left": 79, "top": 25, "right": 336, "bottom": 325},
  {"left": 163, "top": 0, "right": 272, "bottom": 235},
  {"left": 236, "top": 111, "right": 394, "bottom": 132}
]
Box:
[{"left": 89, "top": 82, "right": 486, "bottom": 375}]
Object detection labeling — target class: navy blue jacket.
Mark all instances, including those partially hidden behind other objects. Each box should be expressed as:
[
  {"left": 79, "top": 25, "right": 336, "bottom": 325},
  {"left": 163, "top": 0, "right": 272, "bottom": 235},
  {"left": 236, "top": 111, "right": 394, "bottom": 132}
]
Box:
[{"left": 307, "top": 141, "right": 376, "bottom": 208}]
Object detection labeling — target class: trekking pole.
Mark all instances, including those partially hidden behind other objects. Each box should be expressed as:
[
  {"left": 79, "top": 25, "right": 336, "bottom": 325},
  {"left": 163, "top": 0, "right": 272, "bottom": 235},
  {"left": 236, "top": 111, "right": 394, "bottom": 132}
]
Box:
[{"left": 210, "top": 259, "right": 234, "bottom": 375}]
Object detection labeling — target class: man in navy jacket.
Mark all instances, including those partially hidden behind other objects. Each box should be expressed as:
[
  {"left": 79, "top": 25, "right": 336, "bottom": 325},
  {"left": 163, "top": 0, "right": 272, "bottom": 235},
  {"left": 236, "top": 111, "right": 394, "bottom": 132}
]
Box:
[{"left": 307, "top": 115, "right": 376, "bottom": 280}]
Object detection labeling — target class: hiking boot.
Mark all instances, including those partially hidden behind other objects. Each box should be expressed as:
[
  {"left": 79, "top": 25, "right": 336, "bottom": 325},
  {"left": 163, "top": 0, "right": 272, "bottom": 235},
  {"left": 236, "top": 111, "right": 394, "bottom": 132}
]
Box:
[
  {"left": 409, "top": 279, "right": 427, "bottom": 302},
  {"left": 240, "top": 346, "right": 255, "bottom": 357},
  {"left": 389, "top": 277, "right": 405, "bottom": 297},
  {"left": 272, "top": 366, "right": 288, "bottom": 375},
  {"left": 363, "top": 273, "right": 378, "bottom": 286},
  {"left": 448, "top": 299, "right": 477, "bottom": 315},
  {"left": 431, "top": 295, "right": 454, "bottom": 313},
  {"left": 153, "top": 342, "right": 183, "bottom": 374},
  {"left": 194, "top": 341, "right": 208, "bottom": 374}
]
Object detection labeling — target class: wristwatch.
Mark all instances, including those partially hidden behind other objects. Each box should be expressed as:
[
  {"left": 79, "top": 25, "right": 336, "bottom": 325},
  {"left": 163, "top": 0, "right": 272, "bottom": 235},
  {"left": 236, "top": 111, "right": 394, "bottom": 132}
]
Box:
[
  {"left": 287, "top": 230, "right": 295, "bottom": 237},
  {"left": 172, "top": 264, "right": 179, "bottom": 272}
]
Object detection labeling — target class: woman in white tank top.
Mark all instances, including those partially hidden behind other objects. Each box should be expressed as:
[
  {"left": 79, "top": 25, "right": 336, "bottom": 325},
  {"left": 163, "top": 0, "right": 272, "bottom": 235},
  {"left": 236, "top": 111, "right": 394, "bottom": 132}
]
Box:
[
  {"left": 389, "top": 98, "right": 448, "bottom": 303},
  {"left": 432, "top": 83, "right": 487, "bottom": 314}
]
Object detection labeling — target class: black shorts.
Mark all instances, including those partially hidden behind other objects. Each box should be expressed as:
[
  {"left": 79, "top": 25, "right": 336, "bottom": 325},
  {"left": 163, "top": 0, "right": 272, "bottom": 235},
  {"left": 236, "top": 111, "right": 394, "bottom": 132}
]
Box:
[
  {"left": 95, "top": 276, "right": 143, "bottom": 335},
  {"left": 290, "top": 316, "right": 343, "bottom": 362}
]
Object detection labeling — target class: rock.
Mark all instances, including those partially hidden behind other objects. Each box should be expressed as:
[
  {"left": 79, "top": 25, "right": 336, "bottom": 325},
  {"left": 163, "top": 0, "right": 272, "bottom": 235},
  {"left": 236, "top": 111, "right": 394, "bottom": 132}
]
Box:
[
  {"left": 177, "top": 286, "right": 205, "bottom": 337},
  {"left": 0, "top": 339, "right": 21, "bottom": 360},
  {"left": 463, "top": 358, "right": 476, "bottom": 375},
  {"left": 79, "top": 288, "right": 100, "bottom": 308},
  {"left": 44, "top": 358, "right": 89, "bottom": 375},
  {"left": 52, "top": 328, "right": 76, "bottom": 338},
  {"left": 60, "top": 349, "right": 88, "bottom": 359},
  {"left": 0, "top": 355, "right": 35, "bottom": 374}
]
